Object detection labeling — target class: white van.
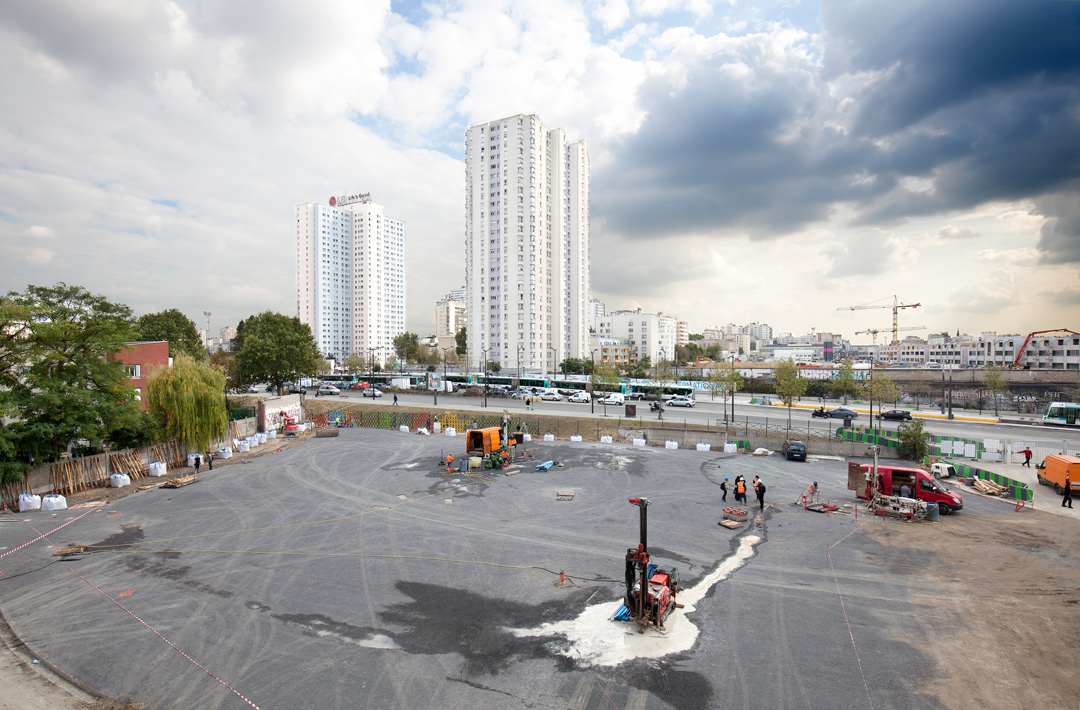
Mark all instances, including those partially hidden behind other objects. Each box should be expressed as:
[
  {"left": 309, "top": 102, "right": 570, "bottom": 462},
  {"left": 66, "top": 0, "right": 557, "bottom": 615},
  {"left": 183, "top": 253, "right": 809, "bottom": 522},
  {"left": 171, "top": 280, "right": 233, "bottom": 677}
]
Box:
[{"left": 601, "top": 393, "right": 625, "bottom": 405}]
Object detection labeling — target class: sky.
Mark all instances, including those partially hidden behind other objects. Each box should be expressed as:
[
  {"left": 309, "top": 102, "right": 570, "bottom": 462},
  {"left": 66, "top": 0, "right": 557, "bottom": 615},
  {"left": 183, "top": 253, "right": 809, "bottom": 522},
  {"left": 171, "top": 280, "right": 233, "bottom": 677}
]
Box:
[{"left": 1, "top": 0, "right": 1078, "bottom": 343}]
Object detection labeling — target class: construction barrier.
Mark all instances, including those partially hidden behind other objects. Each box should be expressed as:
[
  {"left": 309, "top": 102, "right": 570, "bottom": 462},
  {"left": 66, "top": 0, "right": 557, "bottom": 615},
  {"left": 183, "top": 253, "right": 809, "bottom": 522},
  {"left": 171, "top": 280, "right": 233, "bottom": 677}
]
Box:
[
  {"left": 939, "top": 459, "right": 1033, "bottom": 502},
  {"left": 837, "top": 426, "right": 900, "bottom": 448}
]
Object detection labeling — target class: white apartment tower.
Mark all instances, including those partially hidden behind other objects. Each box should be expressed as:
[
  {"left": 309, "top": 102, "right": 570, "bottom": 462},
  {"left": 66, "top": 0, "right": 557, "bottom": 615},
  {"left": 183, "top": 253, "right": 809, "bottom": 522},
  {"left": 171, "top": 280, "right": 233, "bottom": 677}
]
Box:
[
  {"left": 435, "top": 288, "right": 467, "bottom": 339},
  {"left": 465, "top": 114, "right": 590, "bottom": 372},
  {"left": 296, "top": 193, "right": 406, "bottom": 364}
]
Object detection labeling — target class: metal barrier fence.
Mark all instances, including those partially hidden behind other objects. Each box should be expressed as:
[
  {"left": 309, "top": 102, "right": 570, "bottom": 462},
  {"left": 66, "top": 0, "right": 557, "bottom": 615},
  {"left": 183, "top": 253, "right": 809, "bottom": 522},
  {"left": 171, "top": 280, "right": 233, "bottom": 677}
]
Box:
[
  {"left": 718, "top": 418, "right": 840, "bottom": 442},
  {"left": 941, "top": 459, "right": 1033, "bottom": 502},
  {"left": 309, "top": 410, "right": 544, "bottom": 435}
]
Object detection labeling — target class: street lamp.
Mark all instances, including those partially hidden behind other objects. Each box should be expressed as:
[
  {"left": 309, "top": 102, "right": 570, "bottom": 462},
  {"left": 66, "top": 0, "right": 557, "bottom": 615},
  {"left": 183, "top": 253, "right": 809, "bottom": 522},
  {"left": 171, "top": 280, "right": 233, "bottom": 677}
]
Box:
[
  {"left": 518, "top": 344, "right": 524, "bottom": 386},
  {"left": 549, "top": 345, "right": 558, "bottom": 379},
  {"left": 590, "top": 349, "right": 597, "bottom": 414},
  {"left": 437, "top": 346, "right": 454, "bottom": 406},
  {"left": 730, "top": 352, "right": 736, "bottom": 424},
  {"left": 481, "top": 347, "right": 490, "bottom": 408}
]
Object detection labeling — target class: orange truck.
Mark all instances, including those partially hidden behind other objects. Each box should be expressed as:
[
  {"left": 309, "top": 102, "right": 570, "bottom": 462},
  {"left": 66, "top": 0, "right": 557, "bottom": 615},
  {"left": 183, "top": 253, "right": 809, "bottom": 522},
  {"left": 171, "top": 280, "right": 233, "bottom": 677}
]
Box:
[{"left": 1035, "top": 454, "right": 1080, "bottom": 496}]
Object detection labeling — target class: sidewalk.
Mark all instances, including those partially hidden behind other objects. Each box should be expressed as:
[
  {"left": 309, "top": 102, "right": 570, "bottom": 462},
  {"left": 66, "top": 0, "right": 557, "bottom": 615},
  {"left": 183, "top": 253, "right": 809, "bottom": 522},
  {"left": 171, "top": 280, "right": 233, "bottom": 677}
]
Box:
[{"left": 948, "top": 458, "right": 1080, "bottom": 519}]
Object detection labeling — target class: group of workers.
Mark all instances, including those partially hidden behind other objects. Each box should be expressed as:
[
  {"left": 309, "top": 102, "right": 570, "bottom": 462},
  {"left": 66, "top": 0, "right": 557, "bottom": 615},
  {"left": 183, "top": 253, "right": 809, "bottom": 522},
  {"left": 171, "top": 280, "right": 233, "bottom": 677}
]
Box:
[{"left": 720, "top": 475, "right": 768, "bottom": 511}]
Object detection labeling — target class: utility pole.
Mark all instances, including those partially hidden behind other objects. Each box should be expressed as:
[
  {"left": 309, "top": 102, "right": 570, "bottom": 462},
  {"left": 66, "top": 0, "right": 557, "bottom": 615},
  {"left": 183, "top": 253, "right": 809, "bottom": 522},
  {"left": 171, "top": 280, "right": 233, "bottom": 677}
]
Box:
[{"left": 203, "top": 311, "right": 212, "bottom": 354}]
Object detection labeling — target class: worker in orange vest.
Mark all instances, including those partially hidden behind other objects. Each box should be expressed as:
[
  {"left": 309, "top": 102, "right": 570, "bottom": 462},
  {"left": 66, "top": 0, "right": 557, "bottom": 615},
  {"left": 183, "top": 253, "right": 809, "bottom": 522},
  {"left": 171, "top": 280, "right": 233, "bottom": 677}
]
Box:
[{"left": 735, "top": 476, "right": 746, "bottom": 504}]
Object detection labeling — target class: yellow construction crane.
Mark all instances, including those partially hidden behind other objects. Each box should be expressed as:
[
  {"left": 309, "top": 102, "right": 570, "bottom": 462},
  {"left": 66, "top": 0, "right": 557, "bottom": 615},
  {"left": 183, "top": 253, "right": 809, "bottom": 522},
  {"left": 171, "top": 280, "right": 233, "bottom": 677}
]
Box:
[{"left": 840, "top": 296, "right": 921, "bottom": 345}]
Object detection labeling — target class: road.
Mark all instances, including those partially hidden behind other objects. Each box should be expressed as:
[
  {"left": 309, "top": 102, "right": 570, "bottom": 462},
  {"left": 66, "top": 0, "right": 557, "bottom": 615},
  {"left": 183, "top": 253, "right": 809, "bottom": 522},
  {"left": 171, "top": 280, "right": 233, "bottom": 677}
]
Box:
[{"left": 302, "top": 389, "right": 1080, "bottom": 447}]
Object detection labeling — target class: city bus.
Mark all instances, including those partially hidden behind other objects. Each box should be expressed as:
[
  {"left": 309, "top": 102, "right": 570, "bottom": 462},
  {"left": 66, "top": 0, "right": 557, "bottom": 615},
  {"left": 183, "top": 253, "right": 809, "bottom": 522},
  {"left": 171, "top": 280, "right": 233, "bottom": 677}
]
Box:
[{"left": 1043, "top": 402, "right": 1080, "bottom": 427}]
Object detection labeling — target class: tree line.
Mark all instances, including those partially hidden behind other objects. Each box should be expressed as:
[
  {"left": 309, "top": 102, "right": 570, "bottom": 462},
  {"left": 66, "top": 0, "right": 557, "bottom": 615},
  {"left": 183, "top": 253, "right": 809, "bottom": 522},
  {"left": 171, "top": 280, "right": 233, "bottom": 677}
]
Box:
[{"left": 0, "top": 283, "right": 322, "bottom": 485}]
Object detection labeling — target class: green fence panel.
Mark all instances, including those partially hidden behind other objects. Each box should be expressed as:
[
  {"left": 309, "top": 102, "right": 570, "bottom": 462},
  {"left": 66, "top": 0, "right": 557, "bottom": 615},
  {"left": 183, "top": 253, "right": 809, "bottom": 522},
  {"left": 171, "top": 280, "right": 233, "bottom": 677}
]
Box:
[{"left": 935, "top": 459, "right": 1033, "bottom": 502}]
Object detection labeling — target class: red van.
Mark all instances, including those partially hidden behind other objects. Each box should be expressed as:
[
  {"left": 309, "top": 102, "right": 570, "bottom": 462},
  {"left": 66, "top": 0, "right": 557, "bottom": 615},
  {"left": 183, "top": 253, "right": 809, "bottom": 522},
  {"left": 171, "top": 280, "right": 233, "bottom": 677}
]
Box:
[{"left": 849, "top": 463, "right": 964, "bottom": 515}]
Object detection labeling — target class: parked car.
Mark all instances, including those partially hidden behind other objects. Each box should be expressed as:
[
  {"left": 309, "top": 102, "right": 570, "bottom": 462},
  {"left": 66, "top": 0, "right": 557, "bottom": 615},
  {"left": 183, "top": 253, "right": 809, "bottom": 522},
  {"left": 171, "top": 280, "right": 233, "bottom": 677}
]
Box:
[
  {"left": 878, "top": 409, "right": 912, "bottom": 422},
  {"left": 782, "top": 440, "right": 807, "bottom": 461},
  {"left": 363, "top": 388, "right": 383, "bottom": 398},
  {"left": 317, "top": 384, "right": 341, "bottom": 396},
  {"left": 816, "top": 407, "right": 858, "bottom": 419},
  {"left": 666, "top": 396, "right": 695, "bottom": 408},
  {"left": 568, "top": 391, "right": 590, "bottom": 403},
  {"left": 540, "top": 390, "right": 562, "bottom": 401},
  {"left": 286, "top": 384, "right": 305, "bottom": 395}
]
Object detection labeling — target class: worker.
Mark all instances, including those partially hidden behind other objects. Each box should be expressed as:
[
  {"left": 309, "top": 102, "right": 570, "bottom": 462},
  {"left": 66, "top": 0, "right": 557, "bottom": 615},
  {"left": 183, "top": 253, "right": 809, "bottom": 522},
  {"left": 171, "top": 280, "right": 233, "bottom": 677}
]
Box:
[
  {"left": 1022, "top": 447, "right": 1032, "bottom": 467},
  {"left": 755, "top": 478, "right": 767, "bottom": 511},
  {"left": 1063, "top": 474, "right": 1073, "bottom": 509},
  {"left": 735, "top": 476, "right": 746, "bottom": 504},
  {"left": 807, "top": 482, "right": 818, "bottom": 498},
  {"left": 720, "top": 478, "right": 729, "bottom": 502},
  {"left": 445, "top": 453, "right": 453, "bottom": 469},
  {"left": 900, "top": 483, "right": 911, "bottom": 499}
]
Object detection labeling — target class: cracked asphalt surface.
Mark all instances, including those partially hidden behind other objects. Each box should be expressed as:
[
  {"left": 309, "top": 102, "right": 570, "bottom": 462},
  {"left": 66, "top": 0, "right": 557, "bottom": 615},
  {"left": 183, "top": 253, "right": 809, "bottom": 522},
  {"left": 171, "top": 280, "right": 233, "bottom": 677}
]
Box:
[{"left": 0, "top": 430, "right": 1021, "bottom": 709}]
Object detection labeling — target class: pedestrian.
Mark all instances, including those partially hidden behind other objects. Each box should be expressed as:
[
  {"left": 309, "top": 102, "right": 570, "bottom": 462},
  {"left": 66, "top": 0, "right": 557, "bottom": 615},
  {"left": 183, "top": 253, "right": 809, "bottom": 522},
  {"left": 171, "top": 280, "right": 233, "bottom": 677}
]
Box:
[
  {"left": 755, "top": 478, "right": 766, "bottom": 511},
  {"left": 735, "top": 476, "right": 746, "bottom": 504},
  {"left": 1022, "top": 447, "right": 1032, "bottom": 467},
  {"left": 393, "top": 394, "right": 399, "bottom": 406},
  {"left": 720, "top": 477, "right": 729, "bottom": 502},
  {"left": 206, "top": 450, "right": 213, "bottom": 471},
  {"left": 193, "top": 454, "right": 201, "bottom": 474},
  {"left": 900, "top": 483, "right": 911, "bottom": 499},
  {"left": 1063, "top": 474, "right": 1074, "bottom": 509}
]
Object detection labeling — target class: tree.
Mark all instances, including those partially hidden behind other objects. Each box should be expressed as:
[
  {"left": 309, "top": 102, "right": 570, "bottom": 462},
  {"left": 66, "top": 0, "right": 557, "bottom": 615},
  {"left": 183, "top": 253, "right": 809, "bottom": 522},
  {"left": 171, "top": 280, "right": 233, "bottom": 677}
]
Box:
[
  {"left": 0, "top": 283, "right": 143, "bottom": 482},
  {"left": 830, "top": 359, "right": 860, "bottom": 404},
  {"left": 136, "top": 309, "right": 205, "bottom": 360},
  {"left": 208, "top": 350, "right": 241, "bottom": 392},
  {"left": 560, "top": 357, "right": 592, "bottom": 375},
  {"left": 147, "top": 354, "right": 228, "bottom": 452},
  {"left": 234, "top": 312, "right": 320, "bottom": 395},
  {"left": 720, "top": 365, "right": 745, "bottom": 416},
  {"left": 774, "top": 359, "right": 807, "bottom": 432},
  {"left": 865, "top": 374, "right": 900, "bottom": 423},
  {"left": 455, "top": 326, "right": 467, "bottom": 356},
  {"left": 706, "top": 367, "right": 725, "bottom": 400},
  {"left": 393, "top": 332, "right": 422, "bottom": 363},
  {"left": 983, "top": 364, "right": 1007, "bottom": 416},
  {"left": 317, "top": 358, "right": 332, "bottom": 375},
  {"left": 345, "top": 353, "right": 366, "bottom": 374},
  {"left": 898, "top": 419, "right": 930, "bottom": 460}
]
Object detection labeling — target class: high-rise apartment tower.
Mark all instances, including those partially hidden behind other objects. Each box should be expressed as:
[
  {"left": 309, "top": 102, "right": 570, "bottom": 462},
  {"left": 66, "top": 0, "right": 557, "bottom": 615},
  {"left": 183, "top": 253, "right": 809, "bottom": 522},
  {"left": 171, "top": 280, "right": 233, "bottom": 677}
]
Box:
[
  {"left": 296, "top": 193, "right": 406, "bottom": 364},
  {"left": 465, "top": 114, "right": 590, "bottom": 372}
]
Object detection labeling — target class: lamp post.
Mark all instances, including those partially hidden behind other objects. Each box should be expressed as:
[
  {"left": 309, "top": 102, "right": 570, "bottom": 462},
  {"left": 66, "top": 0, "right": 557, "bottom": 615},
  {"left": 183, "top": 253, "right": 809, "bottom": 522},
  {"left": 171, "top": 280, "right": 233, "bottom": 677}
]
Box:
[
  {"left": 947, "top": 364, "right": 954, "bottom": 420},
  {"left": 203, "top": 311, "right": 212, "bottom": 355},
  {"left": 481, "top": 347, "right": 490, "bottom": 408},
  {"left": 730, "top": 352, "right": 736, "bottom": 423},
  {"left": 518, "top": 344, "right": 524, "bottom": 387},
  {"left": 590, "top": 349, "right": 597, "bottom": 414},
  {"left": 549, "top": 345, "right": 558, "bottom": 379}
]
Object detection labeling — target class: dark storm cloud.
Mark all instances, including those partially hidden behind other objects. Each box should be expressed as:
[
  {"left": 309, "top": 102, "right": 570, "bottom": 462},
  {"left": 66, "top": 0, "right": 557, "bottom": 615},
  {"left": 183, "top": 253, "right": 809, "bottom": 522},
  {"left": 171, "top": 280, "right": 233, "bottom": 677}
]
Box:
[{"left": 597, "top": 0, "right": 1080, "bottom": 247}]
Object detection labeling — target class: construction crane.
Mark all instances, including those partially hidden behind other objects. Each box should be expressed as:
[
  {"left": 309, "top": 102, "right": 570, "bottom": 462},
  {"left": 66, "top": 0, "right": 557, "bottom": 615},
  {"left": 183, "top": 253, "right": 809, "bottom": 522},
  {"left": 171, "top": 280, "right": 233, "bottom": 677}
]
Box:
[
  {"left": 855, "top": 326, "right": 926, "bottom": 348},
  {"left": 839, "top": 296, "right": 921, "bottom": 345},
  {"left": 1013, "top": 329, "right": 1080, "bottom": 368}
]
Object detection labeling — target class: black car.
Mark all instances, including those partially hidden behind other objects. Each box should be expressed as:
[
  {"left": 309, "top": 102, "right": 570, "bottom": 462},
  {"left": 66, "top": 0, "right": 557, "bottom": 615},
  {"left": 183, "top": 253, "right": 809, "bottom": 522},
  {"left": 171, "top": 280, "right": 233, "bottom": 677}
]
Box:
[
  {"left": 782, "top": 440, "right": 807, "bottom": 461},
  {"left": 878, "top": 409, "right": 913, "bottom": 421}
]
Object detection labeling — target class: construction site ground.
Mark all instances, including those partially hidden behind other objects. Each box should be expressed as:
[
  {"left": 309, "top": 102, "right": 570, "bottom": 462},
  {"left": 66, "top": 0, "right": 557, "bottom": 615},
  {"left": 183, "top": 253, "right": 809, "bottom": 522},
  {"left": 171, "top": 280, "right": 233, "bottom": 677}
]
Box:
[{"left": 1, "top": 429, "right": 1077, "bottom": 710}]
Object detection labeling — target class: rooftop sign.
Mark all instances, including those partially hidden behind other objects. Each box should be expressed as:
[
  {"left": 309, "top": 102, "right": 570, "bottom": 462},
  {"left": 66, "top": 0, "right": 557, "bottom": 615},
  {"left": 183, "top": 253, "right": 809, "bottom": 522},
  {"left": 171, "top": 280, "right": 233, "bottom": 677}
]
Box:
[{"left": 330, "top": 193, "right": 371, "bottom": 207}]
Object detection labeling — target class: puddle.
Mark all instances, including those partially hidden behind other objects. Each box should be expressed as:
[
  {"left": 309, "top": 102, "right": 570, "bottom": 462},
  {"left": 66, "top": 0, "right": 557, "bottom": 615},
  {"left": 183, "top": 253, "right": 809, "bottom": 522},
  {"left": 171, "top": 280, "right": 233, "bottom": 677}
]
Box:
[{"left": 510, "top": 534, "right": 760, "bottom": 666}]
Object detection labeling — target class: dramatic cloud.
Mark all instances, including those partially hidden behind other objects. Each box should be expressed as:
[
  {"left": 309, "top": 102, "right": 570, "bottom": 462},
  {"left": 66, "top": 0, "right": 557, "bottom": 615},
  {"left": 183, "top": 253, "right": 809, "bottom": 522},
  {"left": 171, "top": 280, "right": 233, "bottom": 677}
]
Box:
[{"left": 0, "top": 0, "right": 1076, "bottom": 338}]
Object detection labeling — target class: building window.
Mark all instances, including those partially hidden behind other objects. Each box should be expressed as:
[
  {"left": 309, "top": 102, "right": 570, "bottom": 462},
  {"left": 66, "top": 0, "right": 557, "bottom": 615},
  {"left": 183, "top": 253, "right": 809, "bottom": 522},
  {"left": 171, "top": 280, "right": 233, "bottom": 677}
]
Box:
[{"left": 125, "top": 364, "right": 141, "bottom": 378}]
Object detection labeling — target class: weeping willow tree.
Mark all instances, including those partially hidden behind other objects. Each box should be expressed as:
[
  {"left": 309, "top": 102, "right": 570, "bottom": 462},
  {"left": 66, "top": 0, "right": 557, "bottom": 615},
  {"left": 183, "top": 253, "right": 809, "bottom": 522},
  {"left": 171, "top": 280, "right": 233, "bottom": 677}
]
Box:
[{"left": 147, "top": 354, "right": 228, "bottom": 452}]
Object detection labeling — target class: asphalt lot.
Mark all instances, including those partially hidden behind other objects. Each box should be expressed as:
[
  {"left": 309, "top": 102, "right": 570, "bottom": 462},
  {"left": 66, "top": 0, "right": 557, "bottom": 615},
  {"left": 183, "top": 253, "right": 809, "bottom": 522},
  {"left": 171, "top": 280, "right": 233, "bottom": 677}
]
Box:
[{"left": 0, "top": 431, "right": 1014, "bottom": 709}]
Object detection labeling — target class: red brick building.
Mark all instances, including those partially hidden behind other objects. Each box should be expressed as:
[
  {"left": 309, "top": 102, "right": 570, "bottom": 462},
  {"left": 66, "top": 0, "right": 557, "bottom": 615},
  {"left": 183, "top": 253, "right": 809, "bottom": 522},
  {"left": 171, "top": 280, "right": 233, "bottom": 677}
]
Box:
[{"left": 112, "top": 341, "right": 171, "bottom": 411}]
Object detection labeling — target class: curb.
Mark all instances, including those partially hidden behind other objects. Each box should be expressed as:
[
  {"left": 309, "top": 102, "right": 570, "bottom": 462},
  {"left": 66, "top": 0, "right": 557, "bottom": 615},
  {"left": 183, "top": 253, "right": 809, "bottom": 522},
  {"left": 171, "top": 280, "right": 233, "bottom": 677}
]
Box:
[{"left": 0, "top": 607, "right": 105, "bottom": 701}]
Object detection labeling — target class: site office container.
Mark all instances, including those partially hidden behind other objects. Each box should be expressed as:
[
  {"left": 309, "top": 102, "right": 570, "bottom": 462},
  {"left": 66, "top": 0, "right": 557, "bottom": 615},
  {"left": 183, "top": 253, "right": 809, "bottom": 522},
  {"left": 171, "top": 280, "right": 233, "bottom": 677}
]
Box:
[
  {"left": 848, "top": 463, "right": 964, "bottom": 514},
  {"left": 1036, "top": 454, "right": 1080, "bottom": 495}
]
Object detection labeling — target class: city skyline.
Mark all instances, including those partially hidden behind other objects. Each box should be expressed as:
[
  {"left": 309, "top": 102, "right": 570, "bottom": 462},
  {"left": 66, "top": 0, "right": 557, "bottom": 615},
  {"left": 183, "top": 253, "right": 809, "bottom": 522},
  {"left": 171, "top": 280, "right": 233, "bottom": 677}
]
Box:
[{"left": 0, "top": 1, "right": 1077, "bottom": 341}]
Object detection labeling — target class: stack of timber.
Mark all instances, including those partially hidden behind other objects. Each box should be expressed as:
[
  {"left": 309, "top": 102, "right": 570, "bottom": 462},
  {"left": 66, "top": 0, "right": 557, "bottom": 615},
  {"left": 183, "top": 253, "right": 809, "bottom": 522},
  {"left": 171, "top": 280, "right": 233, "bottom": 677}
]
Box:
[
  {"left": 163, "top": 475, "right": 198, "bottom": 489},
  {"left": 51, "top": 456, "right": 112, "bottom": 495},
  {"left": 110, "top": 450, "right": 147, "bottom": 481},
  {"left": 973, "top": 478, "right": 1008, "bottom": 496},
  {"left": 151, "top": 441, "right": 185, "bottom": 469}
]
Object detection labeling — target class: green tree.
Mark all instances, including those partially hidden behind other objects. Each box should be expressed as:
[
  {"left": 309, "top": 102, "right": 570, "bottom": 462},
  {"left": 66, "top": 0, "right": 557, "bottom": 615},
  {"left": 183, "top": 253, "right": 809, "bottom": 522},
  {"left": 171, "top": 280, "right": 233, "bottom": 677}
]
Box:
[
  {"left": 706, "top": 367, "right": 725, "bottom": 400},
  {"left": 720, "top": 364, "right": 745, "bottom": 415},
  {"left": 865, "top": 373, "right": 900, "bottom": 422},
  {"left": 897, "top": 419, "right": 930, "bottom": 460},
  {"left": 982, "top": 364, "right": 1007, "bottom": 416},
  {"left": 208, "top": 351, "right": 240, "bottom": 392},
  {"left": 147, "top": 354, "right": 228, "bottom": 452},
  {"left": 393, "top": 332, "right": 422, "bottom": 363},
  {"left": 136, "top": 308, "right": 205, "bottom": 360},
  {"left": 455, "top": 326, "right": 467, "bottom": 356},
  {"left": 345, "top": 353, "right": 366, "bottom": 374},
  {"left": 486, "top": 360, "right": 501, "bottom": 374},
  {"left": 317, "top": 358, "right": 332, "bottom": 376},
  {"left": 830, "top": 359, "right": 860, "bottom": 404},
  {"left": 560, "top": 357, "right": 592, "bottom": 375},
  {"left": 0, "top": 283, "right": 143, "bottom": 482},
  {"left": 234, "top": 311, "right": 320, "bottom": 395},
  {"left": 774, "top": 359, "right": 807, "bottom": 432}
]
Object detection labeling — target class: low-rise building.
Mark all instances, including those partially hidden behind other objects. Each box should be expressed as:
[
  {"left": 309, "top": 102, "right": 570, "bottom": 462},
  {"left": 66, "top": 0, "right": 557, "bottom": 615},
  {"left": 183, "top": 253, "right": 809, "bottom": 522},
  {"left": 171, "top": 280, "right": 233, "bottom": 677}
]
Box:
[{"left": 112, "top": 341, "right": 171, "bottom": 411}]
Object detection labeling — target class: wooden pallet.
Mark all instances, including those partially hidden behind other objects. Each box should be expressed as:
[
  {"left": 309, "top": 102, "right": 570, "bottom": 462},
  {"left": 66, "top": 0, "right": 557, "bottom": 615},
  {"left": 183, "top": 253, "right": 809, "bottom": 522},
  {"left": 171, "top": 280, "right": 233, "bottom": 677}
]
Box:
[
  {"left": 718, "top": 520, "right": 743, "bottom": 529},
  {"left": 162, "top": 475, "right": 199, "bottom": 489},
  {"left": 53, "top": 545, "right": 87, "bottom": 557}
]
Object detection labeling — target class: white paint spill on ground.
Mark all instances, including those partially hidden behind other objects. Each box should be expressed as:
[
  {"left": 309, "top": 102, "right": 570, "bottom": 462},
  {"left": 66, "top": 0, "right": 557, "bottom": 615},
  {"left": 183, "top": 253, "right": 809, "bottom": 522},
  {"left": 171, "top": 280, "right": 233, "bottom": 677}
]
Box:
[
  {"left": 310, "top": 629, "right": 401, "bottom": 649},
  {"left": 510, "top": 535, "right": 761, "bottom": 667}
]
